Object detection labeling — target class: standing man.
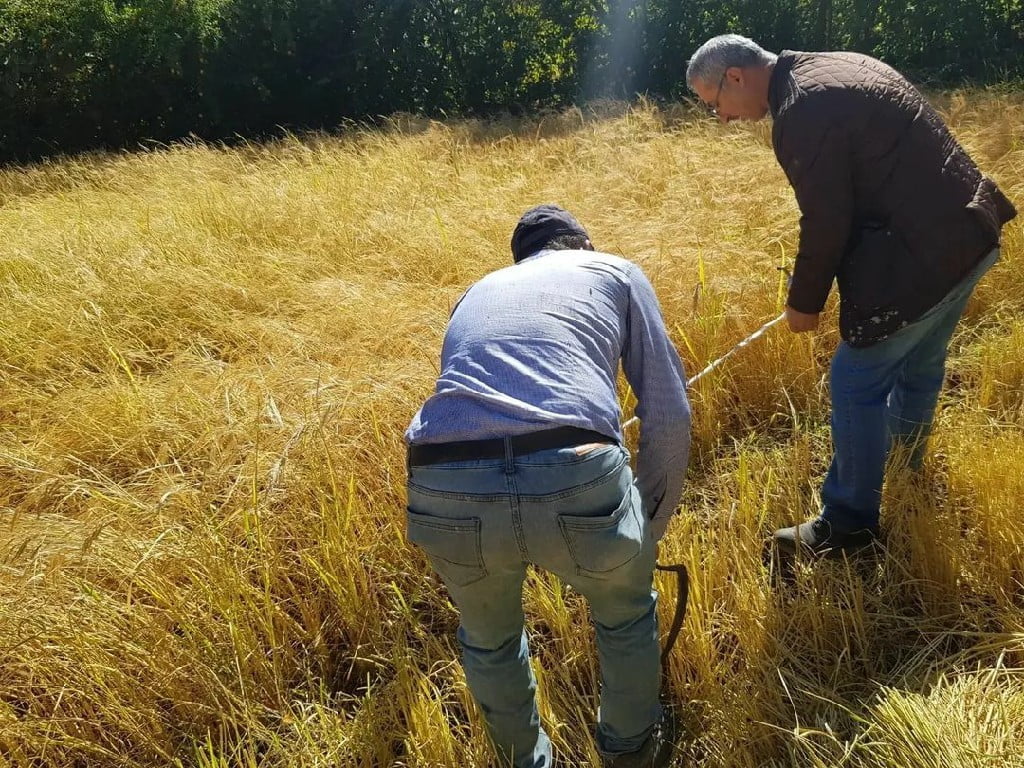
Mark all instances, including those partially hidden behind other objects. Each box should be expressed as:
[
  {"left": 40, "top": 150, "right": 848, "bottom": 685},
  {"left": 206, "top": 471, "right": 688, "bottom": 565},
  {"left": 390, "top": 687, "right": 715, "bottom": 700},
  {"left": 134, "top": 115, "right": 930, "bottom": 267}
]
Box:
[
  {"left": 405, "top": 204, "right": 691, "bottom": 768},
  {"left": 685, "top": 35, "right": 1016, "bottom": 558}
]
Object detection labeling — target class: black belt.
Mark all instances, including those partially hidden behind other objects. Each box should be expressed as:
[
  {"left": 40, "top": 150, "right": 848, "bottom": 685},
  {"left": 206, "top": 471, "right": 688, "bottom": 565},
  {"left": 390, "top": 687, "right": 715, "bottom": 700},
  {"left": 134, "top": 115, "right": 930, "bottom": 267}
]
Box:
[{"left": 408, "top": 426, "right": 615, "bottom": 467}]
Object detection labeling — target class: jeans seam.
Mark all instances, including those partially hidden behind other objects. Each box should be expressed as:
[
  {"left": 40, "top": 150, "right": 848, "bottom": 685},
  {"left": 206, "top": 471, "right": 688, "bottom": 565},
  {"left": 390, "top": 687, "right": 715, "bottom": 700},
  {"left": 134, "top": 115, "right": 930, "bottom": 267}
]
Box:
[
  {"left": 521, "top": 454, "right": 629, "bottom": 502},
  {"left": 843, "top": 385, "right": 858, "bottom": 510},
  {"left": 517, "top": 444, "right": 621, "bottom": 467},
  {"left": 827, "top": 348, "right": 858, "bottom": 521},
  {"left": 574, "top": 546, "right": 641, "bottom": 578},
  {"left": 409, "top": 453, "right": 628, "bottom": 502},
  {"left": 407, "top": 483, "right": 509, "bottom": 502},
  {"left": 409, "top": 462, "right": 505, "bottom": 471},
  {"left": 505, "top": 437, "right": 529, "bottom": 559}
]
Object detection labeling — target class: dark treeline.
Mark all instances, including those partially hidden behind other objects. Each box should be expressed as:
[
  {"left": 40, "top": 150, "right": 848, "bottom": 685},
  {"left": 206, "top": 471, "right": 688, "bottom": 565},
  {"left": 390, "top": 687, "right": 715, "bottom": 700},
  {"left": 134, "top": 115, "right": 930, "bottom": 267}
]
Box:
[{"left": 2, "top": 0, "right": 1022, "bottom": 163}]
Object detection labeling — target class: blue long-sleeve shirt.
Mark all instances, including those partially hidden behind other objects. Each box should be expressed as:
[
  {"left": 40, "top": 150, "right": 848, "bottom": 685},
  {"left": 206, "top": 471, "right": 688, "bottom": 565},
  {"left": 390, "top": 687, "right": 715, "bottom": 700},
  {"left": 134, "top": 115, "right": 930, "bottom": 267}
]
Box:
[{"left": 406, "top": 248, "right": 691, "bottom": 536}]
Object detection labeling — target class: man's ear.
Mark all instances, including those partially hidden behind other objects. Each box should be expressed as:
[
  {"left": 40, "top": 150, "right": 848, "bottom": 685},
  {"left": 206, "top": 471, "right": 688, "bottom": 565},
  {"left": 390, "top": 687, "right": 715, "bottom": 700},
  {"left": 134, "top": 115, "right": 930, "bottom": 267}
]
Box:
[
  {"left": 584, "top": 238, "right": 595, "bottom": 251},
  {"left": 727, "top": 65, "right": 744, "bottom": 86}
]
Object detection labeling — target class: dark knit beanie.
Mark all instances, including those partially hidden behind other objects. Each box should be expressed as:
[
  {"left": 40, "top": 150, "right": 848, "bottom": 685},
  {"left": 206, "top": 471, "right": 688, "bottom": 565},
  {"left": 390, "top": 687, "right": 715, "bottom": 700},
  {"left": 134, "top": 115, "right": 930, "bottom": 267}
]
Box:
[{"left": 510, "top": 204, "right": 590, "bottom": 262}]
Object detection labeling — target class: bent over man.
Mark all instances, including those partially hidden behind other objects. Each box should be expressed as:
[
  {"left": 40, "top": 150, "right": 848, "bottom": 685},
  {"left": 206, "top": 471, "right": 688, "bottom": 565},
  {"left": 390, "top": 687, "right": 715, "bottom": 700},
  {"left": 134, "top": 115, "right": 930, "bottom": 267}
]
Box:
[
  {"left": 405, "top": 205, "right": 691, "bottom": 767},
  {"left": 686, "top": 34, "right": 1016, "bottom": 559}
]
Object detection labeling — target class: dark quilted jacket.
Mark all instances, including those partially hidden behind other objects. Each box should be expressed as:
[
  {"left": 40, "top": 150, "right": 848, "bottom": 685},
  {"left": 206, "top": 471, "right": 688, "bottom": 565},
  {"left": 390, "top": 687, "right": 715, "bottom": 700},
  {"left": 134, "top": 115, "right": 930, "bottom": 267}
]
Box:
[{"left": 769, "top": 50, "right": 1017, "bottom": 346}]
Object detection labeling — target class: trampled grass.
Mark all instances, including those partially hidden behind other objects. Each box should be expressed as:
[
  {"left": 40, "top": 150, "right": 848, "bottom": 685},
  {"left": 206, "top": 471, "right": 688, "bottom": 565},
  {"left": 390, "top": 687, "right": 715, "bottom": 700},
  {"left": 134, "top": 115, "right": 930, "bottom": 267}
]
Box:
[{"left": 1, "top": 92, "right": 1022, "bottom": 767}]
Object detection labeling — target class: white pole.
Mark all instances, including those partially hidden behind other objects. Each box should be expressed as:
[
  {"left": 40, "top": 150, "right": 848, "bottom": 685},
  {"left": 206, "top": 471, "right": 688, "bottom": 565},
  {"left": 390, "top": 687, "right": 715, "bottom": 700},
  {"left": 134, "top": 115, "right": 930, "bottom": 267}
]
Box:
[{"left": 622, "top": 310, "right": 787, "bottom": 430}]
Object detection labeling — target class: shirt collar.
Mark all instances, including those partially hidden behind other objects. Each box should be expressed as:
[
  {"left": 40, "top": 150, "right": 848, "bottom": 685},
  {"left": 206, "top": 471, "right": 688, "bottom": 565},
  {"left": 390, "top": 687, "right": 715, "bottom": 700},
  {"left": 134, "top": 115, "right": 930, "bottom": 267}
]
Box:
[{"left": 518, "top": 248, "right": 554, "bottom": 264}]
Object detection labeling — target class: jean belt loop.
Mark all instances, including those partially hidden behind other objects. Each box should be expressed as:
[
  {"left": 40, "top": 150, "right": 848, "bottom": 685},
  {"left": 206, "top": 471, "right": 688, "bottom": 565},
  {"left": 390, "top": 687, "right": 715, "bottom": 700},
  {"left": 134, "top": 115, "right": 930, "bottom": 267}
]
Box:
[{"left": 503, "top": 436, "right": 514, "bottom": 475}]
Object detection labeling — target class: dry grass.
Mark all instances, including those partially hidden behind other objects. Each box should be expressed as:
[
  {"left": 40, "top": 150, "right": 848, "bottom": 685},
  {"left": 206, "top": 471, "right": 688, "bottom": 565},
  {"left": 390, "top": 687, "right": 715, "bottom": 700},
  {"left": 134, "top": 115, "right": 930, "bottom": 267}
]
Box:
[{"left": 1, "top": 90, "right": 1022, "bottom": 767}]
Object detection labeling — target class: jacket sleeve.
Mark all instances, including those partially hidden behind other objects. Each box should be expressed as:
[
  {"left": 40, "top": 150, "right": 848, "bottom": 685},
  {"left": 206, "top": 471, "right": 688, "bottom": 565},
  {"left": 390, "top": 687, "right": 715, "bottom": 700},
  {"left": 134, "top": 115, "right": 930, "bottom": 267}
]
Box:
[
  {"left": 621, "top": 265, "right": 691, "bottom": 541},
  {"left": 774, "top": 103, "right": 855, "bottom": 314}
]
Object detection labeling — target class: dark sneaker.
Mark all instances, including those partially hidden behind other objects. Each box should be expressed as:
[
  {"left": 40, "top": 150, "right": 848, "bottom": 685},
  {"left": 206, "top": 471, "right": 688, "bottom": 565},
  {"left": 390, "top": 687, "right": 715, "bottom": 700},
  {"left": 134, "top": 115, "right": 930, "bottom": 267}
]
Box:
[
  {"left": 773, "top": 517, "right": 879, "bottom": 560},
  {"left": 600, "top": 709, "right": 677, "bottom": 768}
]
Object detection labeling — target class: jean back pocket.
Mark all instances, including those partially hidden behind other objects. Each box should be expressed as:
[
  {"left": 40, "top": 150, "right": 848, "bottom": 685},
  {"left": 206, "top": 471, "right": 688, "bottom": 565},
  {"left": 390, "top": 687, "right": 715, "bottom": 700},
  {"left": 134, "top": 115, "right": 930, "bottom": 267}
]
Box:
[
  {"left": 406, "top": 509, "right": 487, "bottom": 587},
  {"left": 557, "top": 490, "right": 643, "bottom": 579}
]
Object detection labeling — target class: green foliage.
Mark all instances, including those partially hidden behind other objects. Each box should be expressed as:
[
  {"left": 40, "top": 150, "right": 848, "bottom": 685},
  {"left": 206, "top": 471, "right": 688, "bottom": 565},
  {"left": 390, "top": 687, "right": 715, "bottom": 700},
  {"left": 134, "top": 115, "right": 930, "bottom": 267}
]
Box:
[
  {"left": 869, "top": 0, "right": 1024, "bottom": 81},
  {"left": 0, "top": 0, "right": 219, "bottom": 155},
  {"left": 0, "top": 0, "right": 1022, "bottom": 162}
]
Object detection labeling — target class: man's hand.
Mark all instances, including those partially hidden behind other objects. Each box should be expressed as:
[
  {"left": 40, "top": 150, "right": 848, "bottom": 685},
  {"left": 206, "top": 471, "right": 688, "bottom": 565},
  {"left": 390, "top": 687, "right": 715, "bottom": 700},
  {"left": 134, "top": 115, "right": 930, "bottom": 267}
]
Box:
[{"left": 786, "top": 306, "right": 820, "bottom": 333}]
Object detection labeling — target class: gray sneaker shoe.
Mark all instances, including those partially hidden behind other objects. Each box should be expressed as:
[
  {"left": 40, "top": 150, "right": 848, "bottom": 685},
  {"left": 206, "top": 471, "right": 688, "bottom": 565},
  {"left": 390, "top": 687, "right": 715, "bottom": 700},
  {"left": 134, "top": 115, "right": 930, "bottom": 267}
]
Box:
[
  {"left": 600, "top": 709, "right": 677, "bottom": 768},
  {"left": 773, "top": 517, "right": 880, "bottom": 560}
]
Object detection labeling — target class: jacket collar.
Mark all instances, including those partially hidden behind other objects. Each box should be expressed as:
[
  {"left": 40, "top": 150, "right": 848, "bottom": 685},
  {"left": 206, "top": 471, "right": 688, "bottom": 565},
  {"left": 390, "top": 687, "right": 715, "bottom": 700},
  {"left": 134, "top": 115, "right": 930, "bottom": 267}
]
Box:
[{"left": 768, "top": 50, "right": 798, "bottom": 119}]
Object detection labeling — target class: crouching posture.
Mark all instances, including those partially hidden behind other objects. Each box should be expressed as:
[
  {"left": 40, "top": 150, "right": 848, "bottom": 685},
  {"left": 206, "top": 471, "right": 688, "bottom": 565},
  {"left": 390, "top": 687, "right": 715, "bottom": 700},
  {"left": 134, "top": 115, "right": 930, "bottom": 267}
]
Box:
[{"left": 405, "top": 205, "right": 691, "bottom": 767}]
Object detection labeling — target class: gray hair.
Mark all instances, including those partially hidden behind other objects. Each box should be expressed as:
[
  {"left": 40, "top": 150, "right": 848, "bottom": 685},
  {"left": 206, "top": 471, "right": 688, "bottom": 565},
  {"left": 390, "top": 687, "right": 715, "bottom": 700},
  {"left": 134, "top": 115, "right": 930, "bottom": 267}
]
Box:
[
  {"left": 544, "top": 233, "right": 593, "bottom": 252},
  {"left": 686, "top": 34, "right": 777, "bottom": 91}
]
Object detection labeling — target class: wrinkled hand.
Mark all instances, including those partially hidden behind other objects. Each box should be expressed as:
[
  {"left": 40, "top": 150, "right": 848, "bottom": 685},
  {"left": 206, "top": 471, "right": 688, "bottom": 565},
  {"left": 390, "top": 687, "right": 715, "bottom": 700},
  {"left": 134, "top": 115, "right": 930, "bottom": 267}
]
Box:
[{"left": 785, "top": 306, "right": 820, "bottom": 333}]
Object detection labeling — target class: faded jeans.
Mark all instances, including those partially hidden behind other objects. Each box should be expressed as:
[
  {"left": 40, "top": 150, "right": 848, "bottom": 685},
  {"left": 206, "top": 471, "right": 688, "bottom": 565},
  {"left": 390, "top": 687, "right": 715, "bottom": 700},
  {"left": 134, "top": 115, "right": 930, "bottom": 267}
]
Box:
[
  {"left": 406, "top": 442, "right": 660, "bottom": 768},
  {"left": 822, "top": 247, "right": 999, "bottom": 532}
]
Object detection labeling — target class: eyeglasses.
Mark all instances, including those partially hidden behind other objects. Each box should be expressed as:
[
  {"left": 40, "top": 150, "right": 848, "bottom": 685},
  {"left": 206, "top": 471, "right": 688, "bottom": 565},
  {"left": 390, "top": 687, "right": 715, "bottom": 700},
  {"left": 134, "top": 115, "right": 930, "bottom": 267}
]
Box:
[{"left": 707, "top": 70, "right": 728, "bottom": 116}]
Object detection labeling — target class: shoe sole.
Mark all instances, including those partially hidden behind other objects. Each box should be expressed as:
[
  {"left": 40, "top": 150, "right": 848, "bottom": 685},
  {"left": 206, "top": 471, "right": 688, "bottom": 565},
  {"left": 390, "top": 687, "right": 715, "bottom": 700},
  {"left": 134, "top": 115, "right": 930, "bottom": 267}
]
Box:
[{"left": 773, "top": 537, "right": 881, "bottom": 561}]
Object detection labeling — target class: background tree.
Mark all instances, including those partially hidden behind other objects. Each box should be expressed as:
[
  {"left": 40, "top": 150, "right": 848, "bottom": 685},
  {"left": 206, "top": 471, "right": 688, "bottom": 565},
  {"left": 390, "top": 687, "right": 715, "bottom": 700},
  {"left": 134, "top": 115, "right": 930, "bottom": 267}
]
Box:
[{"left": 1, "top": 0, "right": 1021, "bottom": 163}]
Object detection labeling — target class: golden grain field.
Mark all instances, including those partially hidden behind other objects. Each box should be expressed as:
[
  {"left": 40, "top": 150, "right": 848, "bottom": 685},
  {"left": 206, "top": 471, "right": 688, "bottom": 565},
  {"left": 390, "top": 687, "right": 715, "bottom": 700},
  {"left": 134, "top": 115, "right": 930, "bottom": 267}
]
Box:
[{"left": 1, "top": 91, "right": 1023, "bottom": 768}]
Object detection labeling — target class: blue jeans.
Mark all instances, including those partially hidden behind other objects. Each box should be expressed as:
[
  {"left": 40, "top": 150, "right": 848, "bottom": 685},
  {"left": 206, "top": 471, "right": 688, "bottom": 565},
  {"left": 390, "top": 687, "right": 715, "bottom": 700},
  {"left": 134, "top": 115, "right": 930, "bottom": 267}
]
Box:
[
  {"left": 406, "top": 441, "right": 661, "bottom": 768},
  {"left": 822, "top": 247, "right": 999, "bottom": 532}
]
